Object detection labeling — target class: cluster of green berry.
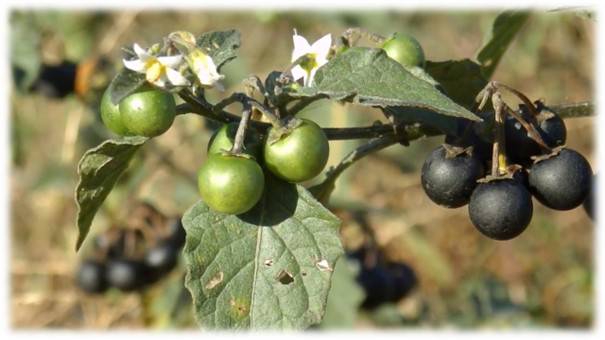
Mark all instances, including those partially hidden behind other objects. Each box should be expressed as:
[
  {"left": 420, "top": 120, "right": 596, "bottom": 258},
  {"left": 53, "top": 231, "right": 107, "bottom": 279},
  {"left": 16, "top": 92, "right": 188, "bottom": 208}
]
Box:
[
  {"left": 76, "top": 206, "right": 185, "bottom": 294},
  {"left": 422, "top": 102, "right": 594, "bottom": 240},
  {"left": 198, "top": 118, "right": 330, "bottom": 214},
  {"left": 100, "top": 84, "right": 331, "bottom": 215}
]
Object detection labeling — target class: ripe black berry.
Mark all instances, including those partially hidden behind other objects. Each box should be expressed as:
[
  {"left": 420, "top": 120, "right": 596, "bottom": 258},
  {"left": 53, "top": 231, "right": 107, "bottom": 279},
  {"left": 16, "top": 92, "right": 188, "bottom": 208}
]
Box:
[
  {"left": 106, "top": 259, "right": 147, "bottom": 291},
  {"left": 76, "top": 259, "right": 109, "bottom": 294},
  {"left": 538, "top": 112, "right": 567, "bottom": 147},
  {"left": 358, "top": 265, "right": 394, "bottom": 309},
  {"left": 144, "top": 241, "right": 179, "bottom": 277},
  {"left": 421, "top": 145, "right": 484, "bottom": 208},
  {"left": 528, "top": 148, "right": 592, "bottom": 210},
  {"left": 387, "top": 262, "right": 417, "bottom": 301},
  {"left": 167, "top": 218, "right": 186, "bottom": 249},
  {"left": 505, "top": 107, "right": 567, "bottom": 166},
  {"left": 505, "top": 115, "right": 542, "bottom": 166},
  {"left": 468, "top": 178, "right": 533, "bottom": 240}
]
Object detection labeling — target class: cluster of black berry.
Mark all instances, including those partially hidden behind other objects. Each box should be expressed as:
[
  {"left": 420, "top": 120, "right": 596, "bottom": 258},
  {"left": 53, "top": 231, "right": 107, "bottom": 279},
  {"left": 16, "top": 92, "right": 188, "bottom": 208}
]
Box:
[
  {"left": 421, "top": 101, "right": 594, "bottom": 241},
  {"left": 76, "top": 204, "right": 186, "bottom": 294}
]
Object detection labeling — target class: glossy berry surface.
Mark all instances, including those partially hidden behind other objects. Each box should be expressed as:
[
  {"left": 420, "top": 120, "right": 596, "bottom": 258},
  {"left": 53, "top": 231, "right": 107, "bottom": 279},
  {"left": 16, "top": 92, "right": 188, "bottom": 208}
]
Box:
[
  {"left": 468, "top": 179, "right": 533, "bottom": 240},
  {"left": 421, "top": 145, "right": 484, "bottom": 208},
  {"left": 100, "top": 87, "right": 131, "bottom": 136},
  {"left": 106, "top": 259, "right": 146, "bottom": 291},
  {"left": 528, "top": 148, "right": 592, "bottom": 210},
  {"left": 264, "top": 119, "right": 329, "bottom": 183},
  {"left": 539, "top": 113, "right": 567, "bottom": 147},
  {"left": 76, "top": 259, "right": 108, "bottom": 294},
  {"left": 207, "top": 123, "right": 263, "bottom": 159},
  {"left": 197, "top": 154, "right": 265, "bottom": 215},
  {"left": 505, "top": 114, "right": 543, "bottom": 166},
  {"left": 381, "top": 33, "right": 425, "bottom": 68},
  {"left": 119, "top": 86, "right": 176, "bottom": 137},
  {"left": 144, "top": 241, "right": 179, "bottom": 275}
]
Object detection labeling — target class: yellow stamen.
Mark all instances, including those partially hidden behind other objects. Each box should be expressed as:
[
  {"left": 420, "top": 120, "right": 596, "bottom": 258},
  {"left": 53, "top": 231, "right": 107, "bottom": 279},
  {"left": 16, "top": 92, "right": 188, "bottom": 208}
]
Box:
[{"left": 145, "top": 59, "right": 164, "bottom": 83}]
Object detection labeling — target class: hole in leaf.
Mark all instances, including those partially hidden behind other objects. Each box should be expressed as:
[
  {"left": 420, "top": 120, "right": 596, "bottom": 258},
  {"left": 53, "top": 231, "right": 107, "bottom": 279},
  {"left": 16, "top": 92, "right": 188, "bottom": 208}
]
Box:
[{"left": 277, "top": 270, "right": 294, "bottom": 285}]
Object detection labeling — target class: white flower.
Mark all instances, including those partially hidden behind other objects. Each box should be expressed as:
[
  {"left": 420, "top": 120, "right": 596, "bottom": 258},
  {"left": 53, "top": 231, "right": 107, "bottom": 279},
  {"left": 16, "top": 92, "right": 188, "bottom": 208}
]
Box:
[
  {"left": 186, "top": 49, "right": 224, "bottom": 88},
  {"left": 123, "top": 43, "right": 189, "bottom": 88},
  {"left": 290, "top": 31, "right": 332, "bottom": 87}
]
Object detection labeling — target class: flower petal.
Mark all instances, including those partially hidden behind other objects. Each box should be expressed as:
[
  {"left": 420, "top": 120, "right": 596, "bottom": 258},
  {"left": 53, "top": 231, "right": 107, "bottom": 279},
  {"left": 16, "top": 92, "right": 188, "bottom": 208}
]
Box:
[
  {"left": 158, "top": 54, "right": 184, "bottom": 68},
  {"left": 151, "top": 74, "right": 167, "bottom": 88},
  {"left": 311, "top": 33, "right": 332, "bottom": 59},
  {"left": 290, "top": 65, "right": 307, "bottom": 82},
  {"left": 292, "top": 34, "right": 312, "bottom": 61},
  {"left": 165, "top": 67, "right": 190, "bottom": 86},
  {"left": 123, "top": 58, "right": 146, "bottom": 73},
  {"left": 133, "top": 43, "right": 150, "bottom": 58}
]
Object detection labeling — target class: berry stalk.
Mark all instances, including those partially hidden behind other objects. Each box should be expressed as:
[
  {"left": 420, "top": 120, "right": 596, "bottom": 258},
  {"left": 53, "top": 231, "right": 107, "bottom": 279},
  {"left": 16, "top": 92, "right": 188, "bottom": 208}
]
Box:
[
  {"left": 230, "top": 102, "right": 252, "bottom": 155},
  {"left": 491, "top": 92, "right": 508, "bottom": 176}
]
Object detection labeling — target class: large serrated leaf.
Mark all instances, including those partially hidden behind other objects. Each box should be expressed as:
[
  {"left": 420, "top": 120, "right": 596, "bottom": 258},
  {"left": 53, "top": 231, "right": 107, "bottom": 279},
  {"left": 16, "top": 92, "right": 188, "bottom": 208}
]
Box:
[
  {"left": 477, "top": 11, "right": 530, "bottom": 79},
  {"left": 294, "top": 47, "right": 480, "bottom": 122},
  {"left": 196, "top": 29, "right": 241, "bottom": 71},
  {"left": 74, "top": 137, "right": 147, "bottom": 250},
  {"left": 182, "top": 175, "right": 343, "bottom": 330}
]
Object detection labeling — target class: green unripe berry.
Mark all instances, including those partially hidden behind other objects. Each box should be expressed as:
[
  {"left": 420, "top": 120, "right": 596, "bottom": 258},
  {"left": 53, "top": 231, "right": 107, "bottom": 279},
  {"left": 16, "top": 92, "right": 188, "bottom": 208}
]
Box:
[
  {"left": 119, "top": 86, "right": 176, "bottom": 137},
  {"left": 197, "top": 154, "right": 265, "bottom": 215},
  {"left": 382, "top": 33, "right": 425, "bottom": 68},
  {"left": 207, "top": 123, "right": 264, "bottom": 159},
  {"left": 100, "top": 87, "right": 131, "bottom": 136}
]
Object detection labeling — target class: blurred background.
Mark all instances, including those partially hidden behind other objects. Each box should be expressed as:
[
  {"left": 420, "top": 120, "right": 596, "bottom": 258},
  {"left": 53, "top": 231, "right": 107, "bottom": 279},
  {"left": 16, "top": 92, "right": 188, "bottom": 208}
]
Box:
[{"left": 10, "top": 9, "right": 594, "bottom": 329}]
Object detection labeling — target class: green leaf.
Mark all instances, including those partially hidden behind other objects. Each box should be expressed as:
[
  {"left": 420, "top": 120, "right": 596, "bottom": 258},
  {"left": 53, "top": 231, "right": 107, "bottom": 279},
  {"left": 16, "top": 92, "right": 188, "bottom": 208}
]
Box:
[
  {"left": 108, "top": 68, "right": 146, "bottom": 105},
  {"left": 74, "top": 137, "right": 147, "bottom": 250},
  {"left": 318, "top": 257, "right": 365, "bottom": 329},
  {"left": 196, "top": 29, "right": 241, "bottom": 71},
  {"left": 426, "top": 59, "right": 488, "bottom": 109},
  {"left": 182, "top": 175, "right": 343, "bottom": 330},
  {"left": 477, "top": 11, "right": 530, "bottom": 79},
  {"left": 294, "top": 47, "right": 480, "bottom": 122}
]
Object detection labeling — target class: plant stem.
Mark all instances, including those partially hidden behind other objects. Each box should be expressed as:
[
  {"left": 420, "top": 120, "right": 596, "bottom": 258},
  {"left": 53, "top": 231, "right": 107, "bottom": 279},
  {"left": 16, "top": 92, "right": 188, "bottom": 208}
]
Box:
[
  {"left": 176, "top": 93, "right": 594, "bottom": 143},
  {"left": 310, "top": 134, "right": 400, "bottom": 203},
  {"left": 548, "top": 101, "right": 594, "bottom": 119},
  {"left": 231, "top": 102, "right": 252, "bottom": 155},
  {"left": 491, "top": 92, "right": 507, "bottom": 176}
]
